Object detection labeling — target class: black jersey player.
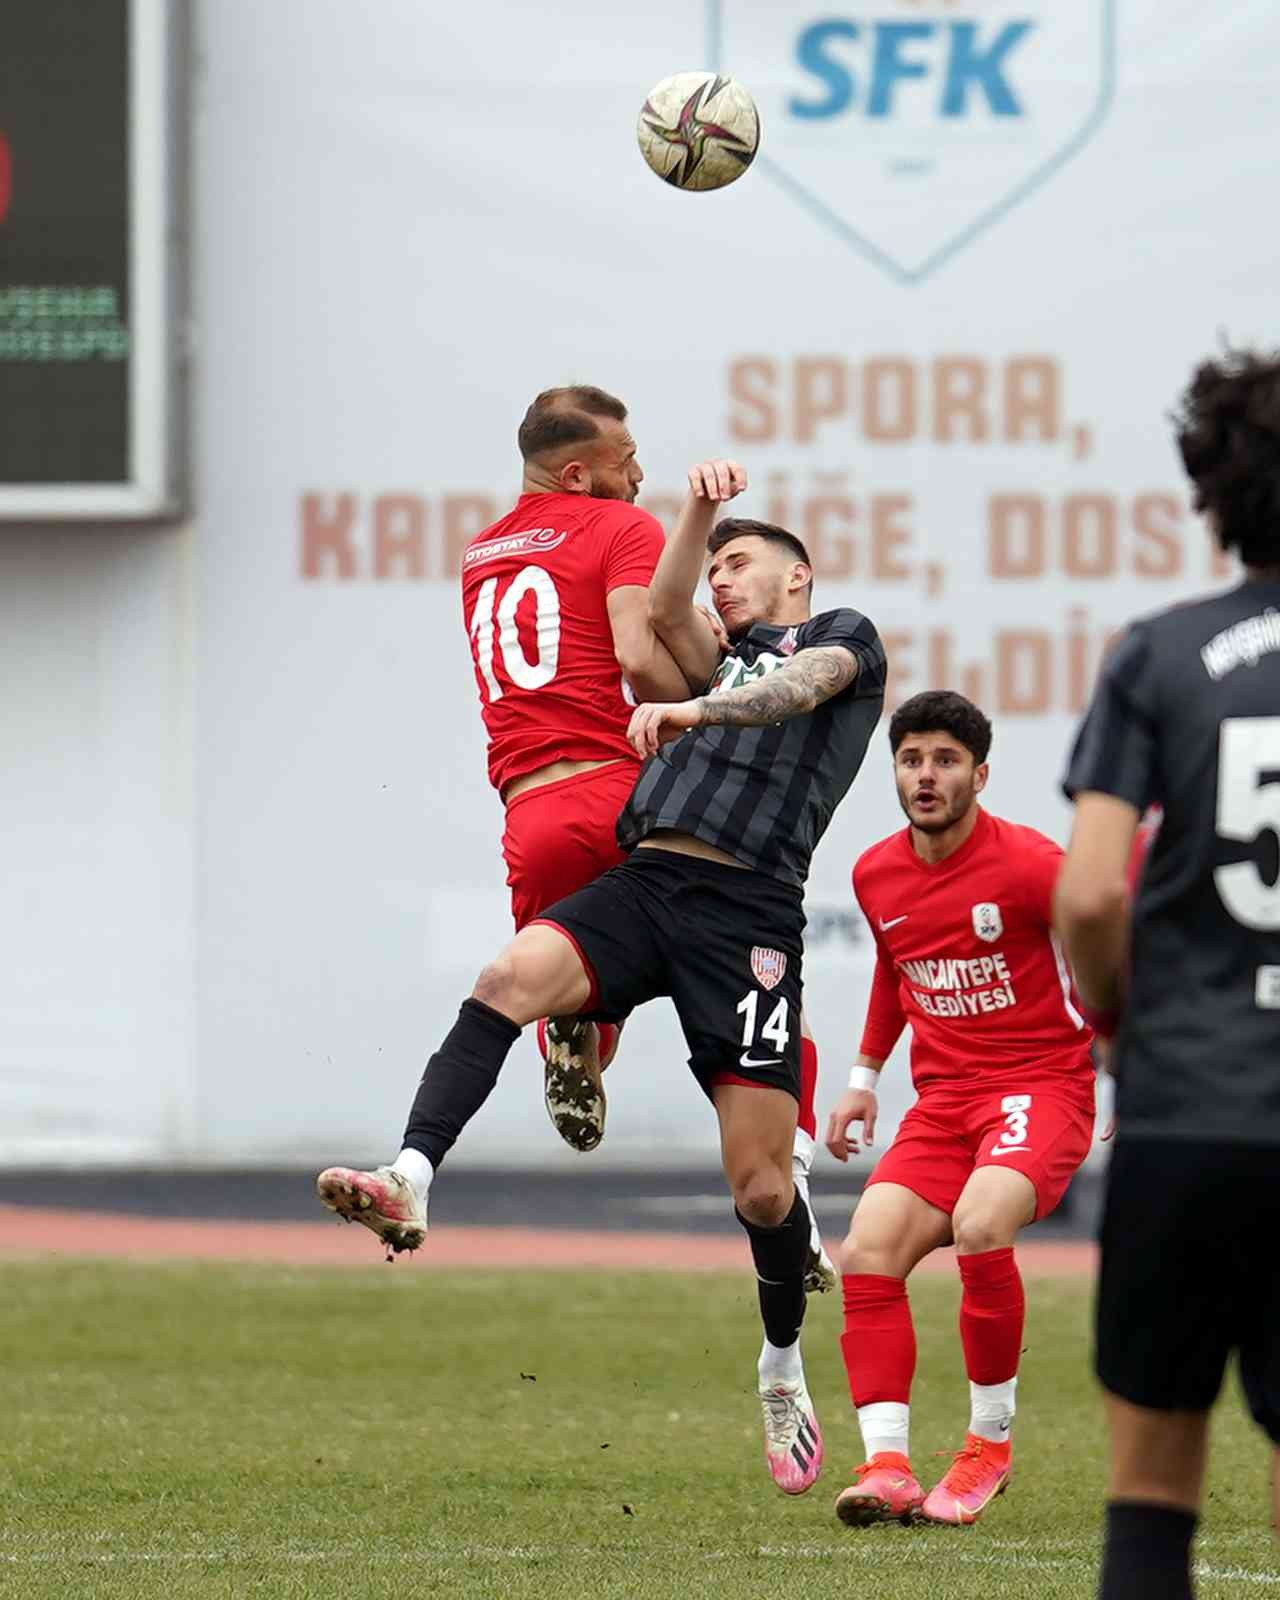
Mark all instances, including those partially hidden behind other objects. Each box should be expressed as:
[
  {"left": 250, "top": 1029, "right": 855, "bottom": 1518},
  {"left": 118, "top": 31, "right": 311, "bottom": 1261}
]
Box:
[
  {"left": 318, "top": 458, "right": 887, "bottom": 1498},
  {"left": 1057, "top": 348, "right": 1280, "bottom": 1599}
]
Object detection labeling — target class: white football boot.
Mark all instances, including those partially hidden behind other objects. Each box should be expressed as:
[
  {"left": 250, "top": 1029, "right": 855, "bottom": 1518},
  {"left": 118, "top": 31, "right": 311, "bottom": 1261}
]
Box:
[
  {"left": 793, "top": 1130, "right": 836, "bottom": 1294},
  {"left": 759, "top": 1375, "right": 824, "bottom": 1494},
  {"left": 316, "top": 1165, "right": 427, "bottom": 1256}
]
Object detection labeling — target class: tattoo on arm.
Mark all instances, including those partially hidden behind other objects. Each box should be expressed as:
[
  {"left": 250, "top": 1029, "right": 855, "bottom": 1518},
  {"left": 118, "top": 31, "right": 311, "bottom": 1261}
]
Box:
[{"left": 695, "top": 647, "right": 858, "bottom": 728}]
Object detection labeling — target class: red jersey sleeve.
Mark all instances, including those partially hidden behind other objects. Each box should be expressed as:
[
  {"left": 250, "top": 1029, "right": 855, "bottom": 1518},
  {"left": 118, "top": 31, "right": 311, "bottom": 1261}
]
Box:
[
  {"left": 859, "top": 939, "right": 907, "bottom": 1061},
  {"left": 853, "top": 866, "right": 907, "bottom": 1061},
  {"left": 599, "top": 507, "right": 665, "bottom": 593}
]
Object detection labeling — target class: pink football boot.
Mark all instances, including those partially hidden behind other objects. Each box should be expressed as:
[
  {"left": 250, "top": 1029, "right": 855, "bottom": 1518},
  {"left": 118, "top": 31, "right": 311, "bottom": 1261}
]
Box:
[
  {"left": 834, "top": 1452, "right": 925, "bottom": 1527},
  {"left": 759, "top": 1378, "right": 824, "bottom": 1494},
  {"left": 920, "top": 1434, "right": 1011, "bottom": 1526}
]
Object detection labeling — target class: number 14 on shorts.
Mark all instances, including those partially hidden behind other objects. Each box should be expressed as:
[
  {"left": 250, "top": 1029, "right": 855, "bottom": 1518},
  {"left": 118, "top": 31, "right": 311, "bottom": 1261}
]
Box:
[{"left": 737, "top": 991, "right": 791, "bottom": 1064}]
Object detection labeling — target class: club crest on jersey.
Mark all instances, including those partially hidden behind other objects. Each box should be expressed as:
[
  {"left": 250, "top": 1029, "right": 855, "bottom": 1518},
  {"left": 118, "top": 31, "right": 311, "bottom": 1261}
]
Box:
[
  {"left": 750, "top": 947, "right": 788, "bottom": 990},
  {"left": 779, "top": 627, "right": 799, "bottom": 656},
  {"left": 972, "top": 903, "right": 1003, "bottom": 943}
]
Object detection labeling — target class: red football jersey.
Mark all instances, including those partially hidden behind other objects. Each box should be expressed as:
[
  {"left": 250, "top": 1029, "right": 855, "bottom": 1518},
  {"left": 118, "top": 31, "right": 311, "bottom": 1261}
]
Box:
[
  {"left": 852, "top": 808, "right": 1093, "bottom": 1093},
  {"left": 461, "top": 492, "right": 665, "bottom": 793}
]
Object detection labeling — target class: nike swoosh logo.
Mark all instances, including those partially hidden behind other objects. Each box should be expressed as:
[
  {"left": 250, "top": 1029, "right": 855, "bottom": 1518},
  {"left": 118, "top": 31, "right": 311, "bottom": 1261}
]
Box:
[
  {"left": 879, "top": 915, "right": 908, "bottom": 930},
  {"left": 988, "top": 1145, "right": 1030, "bottom": 1158},
  {"left": 740, "top": 1053, "right": 783, "bottom": 1069}
]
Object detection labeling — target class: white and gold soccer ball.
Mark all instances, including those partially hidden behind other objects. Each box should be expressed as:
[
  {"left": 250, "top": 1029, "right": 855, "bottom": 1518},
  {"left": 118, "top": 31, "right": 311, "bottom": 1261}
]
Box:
[{"left": 636, "top": 71, "right": 760, "bottom": 193}]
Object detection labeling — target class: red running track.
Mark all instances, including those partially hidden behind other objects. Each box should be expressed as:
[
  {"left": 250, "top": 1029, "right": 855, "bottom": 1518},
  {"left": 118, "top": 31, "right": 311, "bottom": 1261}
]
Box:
[{"left": 0, "top": 1205, "right": 1097, "bottom": 1275}]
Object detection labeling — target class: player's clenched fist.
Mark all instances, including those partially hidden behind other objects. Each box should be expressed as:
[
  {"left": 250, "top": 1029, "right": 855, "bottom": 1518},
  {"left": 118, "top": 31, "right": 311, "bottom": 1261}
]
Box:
[
  {"left": 824, "top": 1088, "right": 878, "bottom": 1161},
  {"left": 688, "top": 459, "right": 747, "bottom": 502},
  {"left": 628, "top": 698, "right": 704, "bottom": 757}
]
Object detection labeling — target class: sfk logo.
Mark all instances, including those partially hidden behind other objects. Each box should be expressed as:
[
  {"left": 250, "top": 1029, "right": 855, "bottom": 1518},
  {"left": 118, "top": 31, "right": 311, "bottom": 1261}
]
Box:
[
  {"left": 710, "top": 1, "right": 1115, "bottom": 281},
  {"left": 972, "top": 902, "right": 1003, "bottom": 943}
]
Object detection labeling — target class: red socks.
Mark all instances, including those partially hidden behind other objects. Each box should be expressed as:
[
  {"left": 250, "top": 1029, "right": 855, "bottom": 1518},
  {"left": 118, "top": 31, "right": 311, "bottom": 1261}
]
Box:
[
  {"left": 840, "top": 1273, "right": 916, "bottom": 1406},
  {"left": 957, "top": 1247, "right": 1025, "bottom": 1385},
  {"left": 798, "top": 1036, "right": 818, "bottom": 1141}
]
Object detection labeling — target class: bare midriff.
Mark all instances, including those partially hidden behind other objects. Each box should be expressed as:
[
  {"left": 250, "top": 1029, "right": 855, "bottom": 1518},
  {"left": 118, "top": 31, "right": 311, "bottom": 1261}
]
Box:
[
  {"left": 635, "top": 829, "right": 748, "bottom": 869},
  {"left": 502, "top": 756, "right": 629, "bottom": 805}
]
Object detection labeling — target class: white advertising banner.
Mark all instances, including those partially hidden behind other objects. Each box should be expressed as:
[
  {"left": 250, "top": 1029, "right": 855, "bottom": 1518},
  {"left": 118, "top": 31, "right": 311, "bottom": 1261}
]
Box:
[{"left": 183, "top": 0, "right": 1267, "bottom": 1168}]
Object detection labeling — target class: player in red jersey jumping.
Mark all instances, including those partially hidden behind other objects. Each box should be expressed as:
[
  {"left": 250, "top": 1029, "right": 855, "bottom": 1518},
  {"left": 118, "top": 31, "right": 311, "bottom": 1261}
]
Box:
[
  {"left": 460, "top": 390, "right": 831, "bottom": 1278},
  {"left": 461, "top": 385, "right": 683, "bottom": 1148},
  {"left": 823, "top": 691, "right": 1096, "bottom": 1529}
]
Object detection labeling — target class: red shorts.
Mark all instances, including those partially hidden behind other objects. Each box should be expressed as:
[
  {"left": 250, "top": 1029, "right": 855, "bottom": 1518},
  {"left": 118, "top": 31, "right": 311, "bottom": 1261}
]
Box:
[
  {"left": 501, "top": 761, "right": 638, "bottom": 930},
  {"left": 865, "top": 1079, "right": 1096, "bottom": 1222}
]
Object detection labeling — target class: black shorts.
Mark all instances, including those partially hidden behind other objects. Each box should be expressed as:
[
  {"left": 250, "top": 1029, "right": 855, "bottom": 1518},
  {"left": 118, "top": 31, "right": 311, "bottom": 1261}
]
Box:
[
  {"left": 1096, "top": 1137, "right": 1280, "bottom": 1444},
  {"left": 533, "top": 846, "right": 805, "bottom": 1101}
]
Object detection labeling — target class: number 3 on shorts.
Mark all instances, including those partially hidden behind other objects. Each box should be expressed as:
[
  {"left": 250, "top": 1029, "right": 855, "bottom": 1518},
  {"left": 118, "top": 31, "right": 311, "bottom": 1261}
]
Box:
[{"left": 992, "top": 1093, "right": 1031, "bottom": 1154}]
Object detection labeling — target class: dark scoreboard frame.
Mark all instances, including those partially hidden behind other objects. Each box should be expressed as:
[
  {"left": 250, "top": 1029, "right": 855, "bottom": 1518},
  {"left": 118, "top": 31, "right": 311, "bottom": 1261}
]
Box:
[{"left": 0, "top": 0, "right": 184, "bottom": 520}]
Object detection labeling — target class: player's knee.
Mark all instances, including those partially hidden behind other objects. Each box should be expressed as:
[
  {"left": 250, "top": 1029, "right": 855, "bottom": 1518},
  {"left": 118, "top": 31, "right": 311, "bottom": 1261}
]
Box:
[
  {"left": 839, "top": 1230, "right": 898, "bottom": 1277},
  {"left": 472, "top": 952, "right": 520, "bottom": 1011},
  {"left": 732, "top": 1167, "right": 789, "bottom": 1228},
  {"left": 951, "top": 1208, "right": 1008, "bottom": 1255}
]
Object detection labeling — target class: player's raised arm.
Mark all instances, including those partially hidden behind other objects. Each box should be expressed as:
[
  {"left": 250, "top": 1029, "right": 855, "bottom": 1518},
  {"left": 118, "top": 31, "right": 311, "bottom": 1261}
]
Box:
[
  {"left": 606, "top": 585, "right": 702, "bottom": 704},
  {"left": 647, "top": 459, "right": 747, "bottom": 692}
]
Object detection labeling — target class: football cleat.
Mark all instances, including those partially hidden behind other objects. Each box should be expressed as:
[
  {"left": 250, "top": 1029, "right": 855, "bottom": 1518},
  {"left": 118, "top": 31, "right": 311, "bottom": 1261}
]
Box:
[
  {"left": 793, "top": 1148, "right": 836, "bottom": 1295},
  {"left": 541, "top": 1016, "right": 607, "bottom": 1153},
  {"left": 919, "top": 1433, "right": 1011, "bottom": 1526},
  {"left": 834, "top": 1452, "right": 925, "bottom": 1527},
  {"left": 316, "top": 1165, "right": 426, "bottom": 1256},
  {"left": 759, "top": 1378, "right": 823, "bottom": 1495}
]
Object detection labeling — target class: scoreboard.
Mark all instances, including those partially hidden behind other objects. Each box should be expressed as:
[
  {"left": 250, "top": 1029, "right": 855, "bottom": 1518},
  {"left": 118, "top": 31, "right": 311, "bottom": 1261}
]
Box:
[{"left": 0, "top": 0, "right": 182, "bottom": 519}]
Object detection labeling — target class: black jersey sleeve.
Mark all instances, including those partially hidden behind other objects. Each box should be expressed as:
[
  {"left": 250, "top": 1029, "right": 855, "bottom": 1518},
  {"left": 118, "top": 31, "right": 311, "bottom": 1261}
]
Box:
[
  {"left": 1062, "top": 624, "right": 1159, "bottom": 810},
  {"left": 799, "top": 608, "right": 887, "bottom": 695}
]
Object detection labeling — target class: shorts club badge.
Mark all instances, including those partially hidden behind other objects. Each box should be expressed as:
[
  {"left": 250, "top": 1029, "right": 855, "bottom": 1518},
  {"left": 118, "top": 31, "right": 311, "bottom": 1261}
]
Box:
[
  {"left": 751, "top": 947, "right": 788, "bottom": 990},
  {"left": 972, "top": 903, "right": 1003, "bottom": 943}
]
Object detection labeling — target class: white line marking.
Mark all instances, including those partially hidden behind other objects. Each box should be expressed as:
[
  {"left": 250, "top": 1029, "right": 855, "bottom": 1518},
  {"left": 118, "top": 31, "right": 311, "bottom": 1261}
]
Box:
[{"left": 0, "top": 1543, "right": 1275, "bottom": 1581}]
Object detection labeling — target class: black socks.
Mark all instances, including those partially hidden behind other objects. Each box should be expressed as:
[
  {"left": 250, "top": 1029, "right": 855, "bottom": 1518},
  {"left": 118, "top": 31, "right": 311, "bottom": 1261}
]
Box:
[
  {"left": 401, "top": 998, "right": 521, "bottom": 1170},
  {"left": 736, "top": 1188, "right": 810, "bottom": 1350},
  {"left": 1100, "top": 1500, "right": 1197, "bottom": 1599}
]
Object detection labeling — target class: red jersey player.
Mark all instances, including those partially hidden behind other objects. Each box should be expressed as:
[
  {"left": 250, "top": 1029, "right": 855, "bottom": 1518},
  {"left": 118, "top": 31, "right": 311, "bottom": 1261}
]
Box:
[
  {"left": 823, "top": 690, "right": 1096, "bottom": 1529},
  {"left": 461, "top": 385, "right": 688, "bottom": 1148},
  {"left": 461, "top": 397, "right": 829, "bottom": 1276}
]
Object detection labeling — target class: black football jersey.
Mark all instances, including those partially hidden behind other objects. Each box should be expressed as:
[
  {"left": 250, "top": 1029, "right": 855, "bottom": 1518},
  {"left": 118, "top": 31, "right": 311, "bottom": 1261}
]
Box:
[
  {"left": 618, "top": 608, "right": 886, "bottom": 888},
  {"left": 1063, "top": 579, "right": 1280, "bottom": 1144}
]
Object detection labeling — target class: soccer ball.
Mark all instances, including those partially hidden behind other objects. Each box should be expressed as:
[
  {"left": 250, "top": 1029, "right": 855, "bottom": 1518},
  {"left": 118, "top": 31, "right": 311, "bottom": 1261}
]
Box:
[{"left": 636, "top": 72, "right": 760, "bottom": 192}]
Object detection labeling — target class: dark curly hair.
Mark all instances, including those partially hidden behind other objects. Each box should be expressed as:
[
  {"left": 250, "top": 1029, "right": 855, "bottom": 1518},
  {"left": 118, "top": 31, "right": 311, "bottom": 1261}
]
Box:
[
  {"left": 889, "top": 690, "right": 992, "bottom": 764},
  {"left": 1174, "top": 348, "right": 1280, "bottom": 566}
]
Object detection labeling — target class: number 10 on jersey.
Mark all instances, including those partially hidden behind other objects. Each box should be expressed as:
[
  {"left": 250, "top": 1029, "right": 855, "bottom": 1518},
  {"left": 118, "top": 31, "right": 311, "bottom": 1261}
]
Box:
[{"left": 469, "top": 565, "right": 562, "bottom": 701}]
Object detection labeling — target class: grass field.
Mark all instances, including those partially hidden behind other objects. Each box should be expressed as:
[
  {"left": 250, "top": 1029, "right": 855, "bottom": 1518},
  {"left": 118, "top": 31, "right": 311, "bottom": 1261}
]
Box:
[{"left": 1, "top": 1259, "right": 1275, "bottom": 1598}]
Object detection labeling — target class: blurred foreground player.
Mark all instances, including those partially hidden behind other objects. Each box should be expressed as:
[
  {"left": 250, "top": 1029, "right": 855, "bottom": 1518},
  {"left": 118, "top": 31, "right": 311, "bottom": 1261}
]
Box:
[
  {"left": 461, "top": 403, "right": 832, "bottom": 1283},
  {"left": 1057, "top": 348, "right": 1280, "bottom": 1599},
  {"left": 319, "top": 460, "right": 887, "bottom": 1494},
  {"left": 825, "top": 692, "right": 1095, "bottom": 1528}
]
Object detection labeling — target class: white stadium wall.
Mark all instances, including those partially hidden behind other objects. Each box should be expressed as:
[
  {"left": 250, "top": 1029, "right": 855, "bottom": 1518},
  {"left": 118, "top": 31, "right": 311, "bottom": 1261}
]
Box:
[{"left": 1, "top": 0, "right": 1272, "bottom": 1166}]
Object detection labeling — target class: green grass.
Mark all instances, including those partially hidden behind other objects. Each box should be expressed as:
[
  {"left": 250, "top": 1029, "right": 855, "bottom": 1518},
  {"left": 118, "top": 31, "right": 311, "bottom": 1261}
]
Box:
[{"left": 0, "top": 1260, "right": 1274, "bottom": 1598}]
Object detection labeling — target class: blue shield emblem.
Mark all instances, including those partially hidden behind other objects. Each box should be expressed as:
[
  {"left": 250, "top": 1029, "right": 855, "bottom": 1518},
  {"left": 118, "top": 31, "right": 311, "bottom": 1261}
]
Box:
[{"left": 709, "top": 1, "right": 1115, "bottom": 283}]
